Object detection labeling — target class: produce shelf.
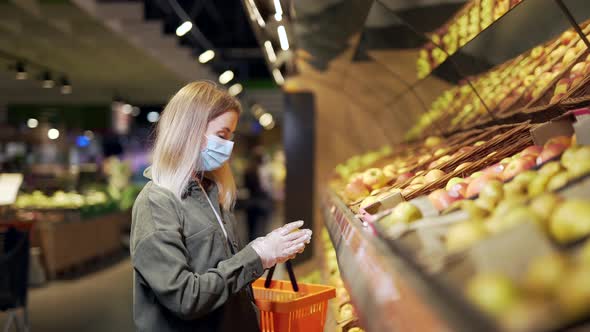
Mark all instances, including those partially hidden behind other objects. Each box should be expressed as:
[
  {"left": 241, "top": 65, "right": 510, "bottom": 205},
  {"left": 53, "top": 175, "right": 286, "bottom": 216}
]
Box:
[{"left": 322, "top": 191, "right": 498, "bottom": 332}]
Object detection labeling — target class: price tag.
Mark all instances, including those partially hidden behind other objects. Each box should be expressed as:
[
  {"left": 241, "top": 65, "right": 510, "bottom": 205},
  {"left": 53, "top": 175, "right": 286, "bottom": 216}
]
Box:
[{"left": 0, "top": 173, "right": 23, "bottom": 205}]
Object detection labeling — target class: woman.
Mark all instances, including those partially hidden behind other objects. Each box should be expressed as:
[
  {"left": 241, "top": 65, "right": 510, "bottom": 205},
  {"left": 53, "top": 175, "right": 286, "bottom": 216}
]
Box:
[{"left": 130, "top": 81, "right": 312, "bottom": 332}]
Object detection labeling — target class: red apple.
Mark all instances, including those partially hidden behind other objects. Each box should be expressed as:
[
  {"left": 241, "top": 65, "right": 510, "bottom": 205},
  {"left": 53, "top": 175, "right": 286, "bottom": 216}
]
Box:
[
  {"left": 425, "top": 169, "right": 446, "bottom": 184},
  {"left": 483, "top": 163, "right": 506, "bottom": 176},
  {"left": 554, "top": 78, "right": 571, "bottom": 96},
  {"left": 560, "top": 30, "right": 576, "bottom": 45},
  {"left": 345, "top": 180, "right": 369, "bottom": 201},
  {"left": 544, "top": 136, "right": 571, "bottom": 148},
  {"left": 521, "top": 145, "right": 543, "bottom": 158},
  {"left": 429, "top": 189, "right": 462, "bottom": 211},
  {"left": 466, "top": 174, "right": 499, "bottom": 198},
  {"left": 537, "top": 144, "right": 568, "bottom": 165},
  {"left": 395, "top": 172, "right": 414, "bottom": 185},
  {"left": 449, "top": 182, "right": 469, "bottom": 198},
  {"left": 502, "top": 156, "right": 537, "bottom": 181}
]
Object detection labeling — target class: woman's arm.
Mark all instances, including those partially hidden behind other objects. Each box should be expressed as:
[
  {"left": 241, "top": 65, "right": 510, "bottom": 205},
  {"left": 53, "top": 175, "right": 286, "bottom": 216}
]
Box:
[{"left": 132, "top": 187, "right": 264, "bottom": 320}]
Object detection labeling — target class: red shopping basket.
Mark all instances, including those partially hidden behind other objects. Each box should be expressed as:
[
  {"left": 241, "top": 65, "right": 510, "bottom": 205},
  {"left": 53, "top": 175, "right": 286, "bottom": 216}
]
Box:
[{"left": 253, "top": 261, "right": 336, "bottom": 332}]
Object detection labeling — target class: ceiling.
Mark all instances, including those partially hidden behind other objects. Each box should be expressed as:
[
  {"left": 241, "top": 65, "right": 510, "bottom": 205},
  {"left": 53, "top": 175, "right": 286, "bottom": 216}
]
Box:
[{"left": 0, "top": 0, "right": 214, "bottom": 105}]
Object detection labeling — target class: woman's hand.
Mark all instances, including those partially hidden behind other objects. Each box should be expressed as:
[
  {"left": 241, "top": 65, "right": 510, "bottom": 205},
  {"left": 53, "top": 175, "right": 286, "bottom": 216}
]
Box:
[{"left": 250, "top": 220, "right": 312, "bottom": 269}]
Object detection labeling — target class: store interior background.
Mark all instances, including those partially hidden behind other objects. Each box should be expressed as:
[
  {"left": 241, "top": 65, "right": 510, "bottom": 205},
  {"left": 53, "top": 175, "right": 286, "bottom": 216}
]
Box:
[{"left": 2, "top": 0, "right": 590, "bottom": 331}]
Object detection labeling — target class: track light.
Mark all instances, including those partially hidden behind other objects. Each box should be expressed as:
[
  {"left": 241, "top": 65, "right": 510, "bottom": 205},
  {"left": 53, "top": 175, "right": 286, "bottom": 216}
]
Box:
[
  {"left": 198, "top": 50, "right": 215, "bottom": 63},
  {"left": 277, "top": 25, "right": 289, "bottom": 51},
  {"left": 42, "top": 71, "right": 54, "bottom": 89},
  {"left": 15, "top": 62, "right": 27, "bottom": 80},
  {"left": 229, "top": 83, "right": 243, "bottom": 96},
  {"left": 60, "top": 76, "right": 72, "bottom": 94},
  {"left": 273, "top": 0, "right": 283, "bottom": 21},
  {"left": 272, "top": 69, "right": 284, "bottom": 85},
  {"left": 264, "top": 41, "right": 277, "bottom": 63},
  {"left": 176, "top": 21, "right": 192, "bottom": 37},
  {"left": 219, "top": 70, "right": 234, "bottom": 84}
]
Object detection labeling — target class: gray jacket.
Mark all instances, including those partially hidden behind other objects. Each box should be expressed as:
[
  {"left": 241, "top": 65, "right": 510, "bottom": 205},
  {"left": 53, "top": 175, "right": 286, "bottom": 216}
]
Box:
[{"left": 130, "top": 171, "right": 264, "bottom": 332}]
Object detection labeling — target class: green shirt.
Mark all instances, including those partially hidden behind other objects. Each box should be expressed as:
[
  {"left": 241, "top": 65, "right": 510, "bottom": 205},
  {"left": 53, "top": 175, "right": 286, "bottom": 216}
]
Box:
[{"left": 130, "top": 170, "right": 264, "bottom": 332}]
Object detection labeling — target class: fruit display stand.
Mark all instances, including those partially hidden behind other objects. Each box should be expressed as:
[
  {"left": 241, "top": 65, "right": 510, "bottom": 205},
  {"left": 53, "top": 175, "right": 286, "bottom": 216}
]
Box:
[
  {"left": 322, "top": 191, "right": 498, "bottom": 332},
  {"left": 30, "top": 209, "right": 126, "bottom": 279}
]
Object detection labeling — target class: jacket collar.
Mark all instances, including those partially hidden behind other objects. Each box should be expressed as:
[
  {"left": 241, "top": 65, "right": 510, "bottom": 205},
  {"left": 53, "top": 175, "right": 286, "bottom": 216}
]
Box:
[{"left": 144, "top": 166, "right": 217, "bottom": 199}]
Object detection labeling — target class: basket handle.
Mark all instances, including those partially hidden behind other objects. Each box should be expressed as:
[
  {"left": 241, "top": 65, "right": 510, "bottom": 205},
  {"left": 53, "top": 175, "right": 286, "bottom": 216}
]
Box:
[{"left": 263, "top": 260, "right": 299, "bottom": 292}]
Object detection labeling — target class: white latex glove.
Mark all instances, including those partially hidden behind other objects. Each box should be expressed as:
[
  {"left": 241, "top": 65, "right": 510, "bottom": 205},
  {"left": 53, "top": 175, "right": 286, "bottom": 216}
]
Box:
[{"left": 250, "top": 220, "right": 312, "bottom": 269}]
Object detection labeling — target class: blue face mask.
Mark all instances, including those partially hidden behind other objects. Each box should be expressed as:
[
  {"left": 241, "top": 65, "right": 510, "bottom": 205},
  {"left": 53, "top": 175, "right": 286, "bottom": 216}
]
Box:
[{"left": 200, "top": 135, "right": 234, "bottom": 171}]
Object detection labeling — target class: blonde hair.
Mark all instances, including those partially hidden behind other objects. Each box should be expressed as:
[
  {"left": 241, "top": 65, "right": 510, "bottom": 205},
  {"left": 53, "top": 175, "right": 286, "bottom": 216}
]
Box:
[{"left": 151, "top": 81, "right": 242, "bottom": 210}]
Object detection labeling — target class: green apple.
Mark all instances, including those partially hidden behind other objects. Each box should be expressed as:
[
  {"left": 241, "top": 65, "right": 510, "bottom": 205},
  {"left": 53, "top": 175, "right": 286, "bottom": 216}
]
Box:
[
  {"left": 556, "top": 266, "right": 590, "bottom": 319},
  {"left": 511, "top": 171, "right": 537, "bottom": 186},
  {"left": 487, "top": 207, "right": 541, "bottom": 234},
  {"left": 446, "top": 221, "right": 488, "bottom": 252},
  {"left": 458, "top": 200, "right": 489, "bottom": 219},
  {"left": 529, "top": 193, "right": 561, "bottom": 227},
  {"left": 503, "top": 181, "right": 528, "bottom": 199},
  {"left": 561, "top": 146, "right": 590, "bottom": 177},
  {"left": 467, "top": 274, "right": 520, "bottom": 317},
  {"left": 524, "top": 253, "right": 569, "bottom": 296},
  {"left": 362, "top": 168, "right": 389, "bottom": 189},
  {"left": 493, "top": 199, "right": 527, "bottom": 219},
  {"left": 538, "top": 161, "right": 563, "bottom": 177},
  {"left": 527, "top": 173, "right": 552, "bottom": 197},
  {"left": 579, "top": 239, "right": 590, "bottom": 264},
  {"left": 549, "top": 199, "right": 590, "bottom": 243},
  {"left": 547, "top": 171, "right": 570, "bottom": 191},
  {"left": 475, "top": 197, "right": 497, "bottom": 212},
  {"left": 390, "top": 202, "right": 422, "bottom": 223},
  {"left": 479, "top": 180, "right": 504, "bottom": 204}
]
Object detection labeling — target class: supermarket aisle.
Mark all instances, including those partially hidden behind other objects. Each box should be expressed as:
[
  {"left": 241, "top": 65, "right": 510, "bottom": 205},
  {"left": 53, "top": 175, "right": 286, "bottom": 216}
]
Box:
[{"left": 0, "top": 257, "right": 134, "bottom": 332}]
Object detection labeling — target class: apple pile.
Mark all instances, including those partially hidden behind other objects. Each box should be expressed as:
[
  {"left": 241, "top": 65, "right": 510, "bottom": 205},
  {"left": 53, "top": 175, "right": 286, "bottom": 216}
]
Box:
[
  {"left": 410, "top": 23, "right": 590, "bottom": 138},
  {"left": 428, "top": 136, "right": 575, "bottom": 212},
  {"left": 416, "top": 0, "right": 525, "bottom": 79},
  {"left": 335, "top": 145, "right": 392, "bottom": 180},
  {"left": 551, "top": 53, "right": 590, "bottom": 104},
  {"left": 377, "top": 201, "right": 423, "bottom": 229},
  {"left": 466, "top": 241, "right": 590, "bottom": 329}
]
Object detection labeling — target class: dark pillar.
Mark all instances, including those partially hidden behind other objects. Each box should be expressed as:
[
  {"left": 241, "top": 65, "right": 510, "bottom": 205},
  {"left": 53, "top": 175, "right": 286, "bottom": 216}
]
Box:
[{"left": 283, "top": 92, "right": 315, "bottom": 263}]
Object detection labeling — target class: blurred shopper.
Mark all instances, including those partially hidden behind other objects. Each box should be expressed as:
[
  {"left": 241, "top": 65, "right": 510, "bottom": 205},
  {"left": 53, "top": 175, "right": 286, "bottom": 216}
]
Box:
[
  {"left": 130, "top": 82, "right": 312, "bottom": 332},
  {"left": 244, "top": 150, "right": 272, "bottom": 241}
]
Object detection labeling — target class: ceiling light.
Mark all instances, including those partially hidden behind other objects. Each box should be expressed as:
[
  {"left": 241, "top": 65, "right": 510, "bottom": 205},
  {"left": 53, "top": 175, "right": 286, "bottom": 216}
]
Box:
[
  {"left": 42, "top": 71, "right": 54, "bottom": 89},
  {"left": 176, "top": 21, "right": 192, "bottom": 37},
  {"left": 246, "top": 0, "right": 265, "bottom": 27},
  {"left": 251, "top": 104, "right": 264, "bottom": 118},
  {"left": 147, "top": 111, "right": 160, "bottom": 123},
  {"left": 273, "top": 0, "right": 283, "bottom": 21},
  {"left": 47, "top": 128, "right": 60, "bottom": 140},
  {"left": 15, "top": 62, "right": 27, "bottom": 80},
  {"left": 265, "top": 120, "right": 275, "bottom": 130},
  {"left": 27, "top": 118, "right": 38, "bottom": 129},
  {"left": 132, "top": 106, "right": 141, "bottom": 117},
  {"left": 219, "top": 70, "right": 234, "bottom": 84},
  {"left": 272, "top": 69, "right": 284, "bottom": 85},
  {"left": 264, "top": 41, "right": 277, "bottom": 62},
  {"left": 60, "top": 76, "right": 72, "bottom": 94},
  {"left": 198, "top": 50, "right": 215, "bottom": 63},
  {"left": 277, "top": 25, "right": 289, "bottom": 51},
  {"left": 228, "top": 83, "right": 243, "bottom": 96},
  {"left": 259, "top": 113, "right": 273, "bottom": 127},
  {"left": 122, "top": 104, "right": 133, "bottom": 115}
]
